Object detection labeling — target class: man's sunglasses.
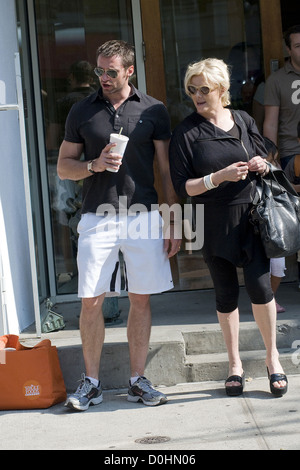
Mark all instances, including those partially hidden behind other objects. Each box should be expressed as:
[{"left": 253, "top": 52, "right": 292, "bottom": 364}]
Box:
[
  {"left": 187, "top": 85, "right": 214, "bottom": 95},
  {"left": 94, "top": 67, "right": 118, "bottom": 79}
]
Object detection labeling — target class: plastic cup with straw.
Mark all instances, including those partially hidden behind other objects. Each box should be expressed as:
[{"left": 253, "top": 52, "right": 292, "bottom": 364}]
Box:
[{"left": 107, "top": 127, "right": 129, "bottom": 172}]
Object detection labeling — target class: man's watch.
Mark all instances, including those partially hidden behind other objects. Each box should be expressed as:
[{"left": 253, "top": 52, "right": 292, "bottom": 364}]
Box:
[{"left": 87, "top": 160, "right": 96, "bottom": 174}]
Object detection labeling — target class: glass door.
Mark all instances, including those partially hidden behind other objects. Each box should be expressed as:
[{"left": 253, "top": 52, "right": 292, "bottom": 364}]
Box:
[{"left": 25, "top": 0, "right": 139, "bottom": 298}]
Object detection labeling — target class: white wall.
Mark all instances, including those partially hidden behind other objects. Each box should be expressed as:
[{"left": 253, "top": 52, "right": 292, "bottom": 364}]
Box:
[{"left": 0, "top": 0, "right": 35, "bottom": 333}]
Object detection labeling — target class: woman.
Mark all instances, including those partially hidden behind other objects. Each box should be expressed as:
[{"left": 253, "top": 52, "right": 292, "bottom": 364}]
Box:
[{"left": 169, "top": 58, "right": 287, "bottom": 397}]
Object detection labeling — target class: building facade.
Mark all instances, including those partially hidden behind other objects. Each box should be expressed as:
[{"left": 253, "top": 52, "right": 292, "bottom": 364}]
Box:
[{"left": 0, "top": 0, "right": 295, "bottom": 335}]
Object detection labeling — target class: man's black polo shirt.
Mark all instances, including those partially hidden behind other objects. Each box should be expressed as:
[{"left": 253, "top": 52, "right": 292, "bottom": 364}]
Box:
[{"left": 64, "top": 85, "right": 171, "bottom": 214}]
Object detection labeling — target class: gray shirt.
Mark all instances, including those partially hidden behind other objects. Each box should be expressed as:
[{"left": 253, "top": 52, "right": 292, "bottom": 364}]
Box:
[{"left": 264, "top": 60, "right": 300, "bottom": 158}]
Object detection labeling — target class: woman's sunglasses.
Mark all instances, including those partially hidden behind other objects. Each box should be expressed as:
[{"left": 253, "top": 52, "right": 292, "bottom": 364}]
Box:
[
  {"left": 187, "top": 85, "right": 214, "bottom": 95},
  {"left": 94, "top": 67, "right": 118, "bottom": 79}
]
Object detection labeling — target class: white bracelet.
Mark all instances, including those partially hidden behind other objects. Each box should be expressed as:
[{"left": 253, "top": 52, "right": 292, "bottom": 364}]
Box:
[
  {"left": 209, "top": 173, "right": 219, "bottom": 188},
  {"left": 203, "top": 175, "right": 211, "bottom": 190},
  {"left": 203, "top": 173, "right": 219, "bottom": 190}
]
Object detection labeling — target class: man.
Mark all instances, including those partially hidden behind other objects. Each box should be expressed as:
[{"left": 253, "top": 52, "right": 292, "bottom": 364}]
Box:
[
  {"left": 48, "top": 60, "right": 96, "bottom": 150},
  {"left": 57, "top": 40, "right": 180, "bottom": 411},
  {"left": 284, "top": 120, "right": 300, "bottom": 193},
  {"left": 264, "top": 25, "right": 300, "bottom": 295},
  {"left": 284, "top": 121, "right": 300, "bottom": 290},
  {"left": 56, "top": 61, "right": 96, "bottom": 138},
  {"left": 263, "top": 25, "right": 300, "bottom": 170}
]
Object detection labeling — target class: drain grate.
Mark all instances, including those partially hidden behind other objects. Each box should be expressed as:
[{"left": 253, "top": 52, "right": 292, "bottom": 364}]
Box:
[{"left": 135, "top": 436, "right": 170, "bottom": 445}]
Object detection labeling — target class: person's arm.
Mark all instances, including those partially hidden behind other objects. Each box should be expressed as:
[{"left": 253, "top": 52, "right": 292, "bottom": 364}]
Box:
[
  {"left": 57, "top": 140, "right": 119, "bottom": 180},
  {"left": 185, "top": 161, "right": 249, "bottom": 196},
  {"left": 263, "top": 105, "right": 280, "bottom": 145},
  {"left": 154, "top": 139, "right": 179, "bottom": 207},
  {"left": 292, "top": 155, "right": 300, "bottom": 193},
  {"left": 293, "top": 184, "right": 300, "bottom": 193},
  {"left": 252, "top": 99, "right": 264, "bottom": 134},
  {"left": 154, "top": 138, "right": 181, "bottom": 257},
  {"left": 185, "top": 152, "right": 269, "bottom": 197},
  {"left": 57, "top": 141, "right": 89, "bottom": 181}
]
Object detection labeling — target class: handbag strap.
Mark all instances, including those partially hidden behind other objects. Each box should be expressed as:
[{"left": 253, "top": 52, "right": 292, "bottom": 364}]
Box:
[
  {"left": 234, "top": 110, "right": 248, "bottom": 140},
  {"left": 235, "top": 111, "right": 261, "bottom": 204},
  {"left": 234, "top": 111, "right": 295, "bottom": 201},
  {"left": 253, "top": 166, "right": 300, "bottom": 208}
]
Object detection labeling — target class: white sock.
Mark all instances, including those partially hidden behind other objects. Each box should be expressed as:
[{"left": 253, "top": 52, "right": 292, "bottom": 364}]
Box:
[
  {"left": 86, "top": 376, "right": 100, "bottom": 387},
  {"left": 130, "top": 376, "right": 140, "bottom": 385}
]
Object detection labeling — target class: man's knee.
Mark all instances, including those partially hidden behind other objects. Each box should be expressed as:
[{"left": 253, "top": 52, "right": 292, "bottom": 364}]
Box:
[
  {"left": 128, "top": 293, "right": 151, "bottom": 312},
  {"left": 81, "top": 293, "right": 105, "bottom": 313}
]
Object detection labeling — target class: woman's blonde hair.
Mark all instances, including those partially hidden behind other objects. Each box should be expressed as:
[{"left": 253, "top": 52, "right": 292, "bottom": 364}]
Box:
[{"left": 184, "top": 58, "right": 231, "bottom": 107}]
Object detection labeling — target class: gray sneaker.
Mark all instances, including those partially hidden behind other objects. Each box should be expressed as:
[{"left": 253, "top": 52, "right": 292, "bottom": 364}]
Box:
[
  {"left": 64, "top": 374, "right": 103, "bottom": 411},
  {"left": 127, "top": 376, "right": 167, "bottom": 406}
]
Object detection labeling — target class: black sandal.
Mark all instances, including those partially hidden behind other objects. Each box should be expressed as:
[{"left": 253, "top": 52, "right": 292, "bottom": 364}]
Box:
[
  {"left": 267, "top": 368, "right": 288, "bottom": 397},
  {"left": 225, "top": 373, "right": 245, "bottom": 396}
]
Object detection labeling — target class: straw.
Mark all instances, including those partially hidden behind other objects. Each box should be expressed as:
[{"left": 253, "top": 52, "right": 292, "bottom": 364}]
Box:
[{"left": 119, "top": 127, "right": 123, "bottom": 135}]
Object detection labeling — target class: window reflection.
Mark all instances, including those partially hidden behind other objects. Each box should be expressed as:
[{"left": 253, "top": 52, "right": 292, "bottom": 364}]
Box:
[
  {"left": 34, "top": 0, "right": 134, "bottom": 294},
  {"left": 160, "top": 0, "right": 263, "bottom": 129}
]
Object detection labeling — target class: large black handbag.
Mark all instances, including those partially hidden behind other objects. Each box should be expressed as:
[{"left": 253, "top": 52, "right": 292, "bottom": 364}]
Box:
[{"left": 250, "top": 165, "right": 300, "bottom": 258}]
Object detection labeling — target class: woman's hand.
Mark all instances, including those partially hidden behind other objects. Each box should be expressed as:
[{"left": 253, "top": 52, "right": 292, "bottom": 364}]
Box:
[
  {"left": 248, "top": 156, "right": 268, "bottom": 175},
  {"left": 214, "top": 161, "right": 248, "bottom": 184}
]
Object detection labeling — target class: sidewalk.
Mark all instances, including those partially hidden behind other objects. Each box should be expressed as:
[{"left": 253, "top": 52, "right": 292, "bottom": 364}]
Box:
[
  {"left": 0, "top": 375, "right": 299, "bottom": 450},
  {"left": 2, "top": 282, "right": 300, "bottom": 450}
]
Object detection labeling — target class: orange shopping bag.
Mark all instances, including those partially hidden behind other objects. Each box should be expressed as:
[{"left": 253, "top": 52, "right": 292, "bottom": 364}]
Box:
[{"left": 0, "top": 335, "right": 66, "bottom": 410}]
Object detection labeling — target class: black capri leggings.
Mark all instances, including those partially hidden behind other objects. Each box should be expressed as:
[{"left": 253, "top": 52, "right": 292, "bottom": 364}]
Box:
[{"left": 206, "top": 250, "right": 273, "bottom": 314}]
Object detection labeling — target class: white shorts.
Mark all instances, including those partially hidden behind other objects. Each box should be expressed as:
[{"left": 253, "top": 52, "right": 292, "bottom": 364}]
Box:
[
  {"left": 270, "top": 257, "right": 286, "bottom": 278},
  {"left": 77, "top": 211, "right": 173, "bottom": 298}
]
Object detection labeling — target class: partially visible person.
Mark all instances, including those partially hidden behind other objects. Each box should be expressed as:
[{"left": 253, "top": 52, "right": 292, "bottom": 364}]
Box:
[
  {"left": 227, "top": 42, "right": 260, "bottom": 113},
  {"left": 47, "top": 60, "right": 96, "bottom": 149},
  {"left": 169, "top": 58, "right": 288, "bottom": 397},
  {"left": 252, "top": 79, "right": 265, "bottom": 134},
  {"left": 284, "top": 121, "right": 300, "bottom": 193},
  {"left": 263, "top": 137, "right": 286, "bottom": 313},
  {"left": 263, "top": 25, "right": 300, "bottom": 171},
  {"left": 58, "top": 40, "right": 180, "bottom": 411},
  {"left": 48, "top": 61, "right": 96, "bottom": 281},
  {"left": 264, "top": 25, "right": 300, "bottom": 297},
  {"left": 270, "top": 259, "right": 286, "bottom": 313},
  {"left": 284, "top": 121, "right": 300, "bottom": 290}
]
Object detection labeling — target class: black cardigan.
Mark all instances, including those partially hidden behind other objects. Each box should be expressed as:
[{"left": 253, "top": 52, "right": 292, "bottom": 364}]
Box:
[{"left": 169, "top": 109, "right": 267, "bottom": 206}]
